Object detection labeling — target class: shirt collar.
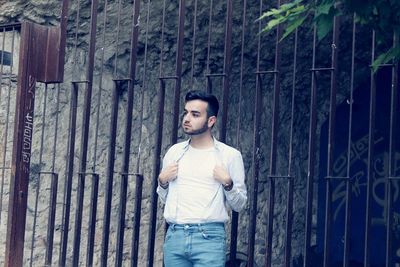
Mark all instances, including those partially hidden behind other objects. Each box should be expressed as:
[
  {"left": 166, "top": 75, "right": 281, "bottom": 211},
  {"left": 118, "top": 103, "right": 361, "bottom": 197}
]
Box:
[{"left": 182, "top": 136, "right": 221, "bottom": 151}]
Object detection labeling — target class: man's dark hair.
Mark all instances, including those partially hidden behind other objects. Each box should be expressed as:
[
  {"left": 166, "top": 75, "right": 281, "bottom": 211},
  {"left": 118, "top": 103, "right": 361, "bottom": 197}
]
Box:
[{"left": 185, "top": 90, "right": 219, "bottom": 117}]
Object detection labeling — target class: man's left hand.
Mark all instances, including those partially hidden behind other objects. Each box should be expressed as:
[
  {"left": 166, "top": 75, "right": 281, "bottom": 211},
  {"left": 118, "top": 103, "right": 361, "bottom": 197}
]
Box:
[{"left": 213, "top": 164, "right": 231, "bottom": 185}]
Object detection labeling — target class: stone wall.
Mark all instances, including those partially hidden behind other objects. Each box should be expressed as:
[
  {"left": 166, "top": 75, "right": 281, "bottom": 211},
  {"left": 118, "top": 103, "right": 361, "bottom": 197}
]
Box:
[{"left": 0, "top": 0, "right": 370, "bottom": 266}]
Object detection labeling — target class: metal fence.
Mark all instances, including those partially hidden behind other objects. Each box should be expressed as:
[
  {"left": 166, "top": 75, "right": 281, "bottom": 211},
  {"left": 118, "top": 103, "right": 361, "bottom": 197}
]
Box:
[{"left": 0, "top": 0, "right": 399, "bottom": 266}]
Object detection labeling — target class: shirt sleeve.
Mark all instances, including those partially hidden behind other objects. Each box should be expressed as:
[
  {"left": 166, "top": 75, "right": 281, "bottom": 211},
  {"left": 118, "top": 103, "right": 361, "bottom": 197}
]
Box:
[
  {"left": 224, "top": 151, "right": 247, "bottom": 212},
  {"left": 156, "top": 149, "right": 172, "bottom": 204}
]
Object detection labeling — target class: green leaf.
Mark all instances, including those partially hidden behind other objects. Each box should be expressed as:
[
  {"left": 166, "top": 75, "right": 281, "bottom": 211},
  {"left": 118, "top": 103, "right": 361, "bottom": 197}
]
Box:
[
  {"left": 285, "top": 5, "right": 306, "bottom": 17},
  {"left": 261, "top": 16, "right": 286, "bottom": 32},
  {"left": 316, "top": 2, "right": 333, "bottom": 16},
  {"left": 372, "top": 46, "right": 400, "bottom": 72},
  {"left": 258, "top": 8, "right": 280, "bottom": 20},
  {"left": 316, "top": 14, "right": 333, "bottom": 40},
  {"left": 281, "top": 14, "right": 308, "bottom": 40}
]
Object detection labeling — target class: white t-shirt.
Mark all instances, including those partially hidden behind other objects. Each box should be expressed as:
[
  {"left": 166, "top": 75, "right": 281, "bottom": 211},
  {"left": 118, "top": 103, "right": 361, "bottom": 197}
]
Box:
[{"left": 169, "top": 145, "right": 227, "bottom": 224}]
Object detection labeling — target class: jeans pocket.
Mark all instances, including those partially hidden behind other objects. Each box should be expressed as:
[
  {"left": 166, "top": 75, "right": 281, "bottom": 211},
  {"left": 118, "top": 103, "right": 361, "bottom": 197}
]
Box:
[
  {"left": 201, "top": 228, "right": 225, "bottom": 241},
  {"left": 165, "top": 228, "right": 174, "bottom": 243}
]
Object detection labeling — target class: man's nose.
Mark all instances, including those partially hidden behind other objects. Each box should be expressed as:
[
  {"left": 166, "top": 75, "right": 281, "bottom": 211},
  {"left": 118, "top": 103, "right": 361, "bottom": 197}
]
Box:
[{"left": 183, "top": 114, "right": 190, "bottom": 121}]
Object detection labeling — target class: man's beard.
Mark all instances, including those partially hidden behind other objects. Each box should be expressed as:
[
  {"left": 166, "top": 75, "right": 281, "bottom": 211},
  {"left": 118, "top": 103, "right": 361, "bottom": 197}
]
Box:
[{"left": 183, "top": 121, "right": 209, "bottom": 135}]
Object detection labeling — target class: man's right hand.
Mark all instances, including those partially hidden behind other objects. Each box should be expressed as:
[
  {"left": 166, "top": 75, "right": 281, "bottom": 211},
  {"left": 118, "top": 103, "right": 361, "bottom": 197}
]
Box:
[{"left": 158, "top": 162, "right": 178, "bottom": 185}]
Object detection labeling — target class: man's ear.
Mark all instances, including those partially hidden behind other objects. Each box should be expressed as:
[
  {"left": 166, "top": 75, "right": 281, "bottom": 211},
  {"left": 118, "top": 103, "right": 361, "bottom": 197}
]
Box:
[{"left": 208, "top": 116, "right": 217, "bottom": 128}]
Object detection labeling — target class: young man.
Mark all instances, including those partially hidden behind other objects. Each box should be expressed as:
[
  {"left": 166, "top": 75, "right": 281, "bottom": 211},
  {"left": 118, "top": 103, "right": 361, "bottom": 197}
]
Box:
[{"left": 157, "top": 90, "right": 247, "bottom": 267}]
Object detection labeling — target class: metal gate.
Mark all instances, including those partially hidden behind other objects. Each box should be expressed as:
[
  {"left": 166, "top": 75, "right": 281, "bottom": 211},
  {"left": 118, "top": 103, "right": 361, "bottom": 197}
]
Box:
[{"left": 0, "top": 0, "right": 399, "bottom": 267}]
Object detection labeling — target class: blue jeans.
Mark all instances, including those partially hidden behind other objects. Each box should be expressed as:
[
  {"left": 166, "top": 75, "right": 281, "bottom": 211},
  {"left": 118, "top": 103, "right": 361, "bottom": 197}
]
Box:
[{"left": 163, "top": 222, "right": 226, "bottom": 267}]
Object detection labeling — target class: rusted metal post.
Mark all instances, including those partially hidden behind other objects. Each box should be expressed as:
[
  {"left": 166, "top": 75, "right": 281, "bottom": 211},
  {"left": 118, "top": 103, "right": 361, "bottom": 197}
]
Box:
[
  {"left": 5, "top": 21, "right": 37, "bottom": 262},
  {"left": 5, "top": 17, "right": 67, "bottom": 266}
]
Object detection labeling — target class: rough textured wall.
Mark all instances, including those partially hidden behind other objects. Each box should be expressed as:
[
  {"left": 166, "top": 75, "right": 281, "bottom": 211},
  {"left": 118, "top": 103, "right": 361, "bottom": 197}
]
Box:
[{"left": 0, "top": 0, "right": 365, "bottom": 266}]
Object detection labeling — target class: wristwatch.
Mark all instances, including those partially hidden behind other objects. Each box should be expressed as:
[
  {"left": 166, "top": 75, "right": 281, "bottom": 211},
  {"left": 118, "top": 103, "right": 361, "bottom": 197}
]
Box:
[
  {"left": 158, "top": 178, "right": 169, "bottom": 189},
  {"left": 223, "top": 180, "right": 233, "bottom": 191}
]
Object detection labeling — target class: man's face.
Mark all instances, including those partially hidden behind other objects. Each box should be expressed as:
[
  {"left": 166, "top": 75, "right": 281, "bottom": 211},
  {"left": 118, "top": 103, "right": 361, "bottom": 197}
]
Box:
[{"left": 182, "top": 100, "right": 216, "bottom": 135}]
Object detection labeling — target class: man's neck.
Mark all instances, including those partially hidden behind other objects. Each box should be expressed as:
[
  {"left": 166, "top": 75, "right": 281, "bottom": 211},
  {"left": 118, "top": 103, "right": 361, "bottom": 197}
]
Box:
[{"left": 189, "top": 132, "right": 214, "bottom": 149}]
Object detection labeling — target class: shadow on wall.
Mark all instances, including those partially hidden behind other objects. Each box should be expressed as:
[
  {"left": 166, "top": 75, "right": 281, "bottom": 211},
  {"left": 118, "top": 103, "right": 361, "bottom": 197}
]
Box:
[{"left": 316, "top": 67, "right": 400, "bottom": 267}]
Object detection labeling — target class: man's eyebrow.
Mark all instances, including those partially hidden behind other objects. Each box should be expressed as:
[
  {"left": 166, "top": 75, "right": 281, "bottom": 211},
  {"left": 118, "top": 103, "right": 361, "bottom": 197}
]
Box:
[{"left": 183, "top": 108, "right": 201, "bottom": 114}]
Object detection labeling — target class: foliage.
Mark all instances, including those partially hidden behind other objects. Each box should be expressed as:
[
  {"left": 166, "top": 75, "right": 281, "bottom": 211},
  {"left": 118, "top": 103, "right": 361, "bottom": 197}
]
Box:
[{"left": 259, "top": 0, "right": 400, "bottom": 71}]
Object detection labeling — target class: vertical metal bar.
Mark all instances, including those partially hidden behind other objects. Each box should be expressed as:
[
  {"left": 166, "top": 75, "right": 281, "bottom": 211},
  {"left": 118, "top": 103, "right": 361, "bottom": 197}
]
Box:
[
  {"left": 92, "top": 0, "right": 108, "bottom": 172},
  {"left": 343, "top": 15, "right": 356, "bottom": 267},
  {"left": 171, "top": 0, "right": 185, "bottom": 145},
  {"left": 45, "top": 173, "right": 59, "bottom": 265},
  {"left": 86, "top": 173, "right": 99, "bottom": 267},
  {"left": 284, "top": 28, "right": 299, "bottom": 267},
  {"left": 59, "top": 0, "right": 81, "bottom": 264},
  {"left": 247, "top": 1, "right": 263, "bottom": 266},
  {"left": 29, "top": 83, "right": 48, "bottom": 267},
  {"left": 206, "top": 0, "right": 214, "bottom": 92},
  {"left": 248, "top": 74, "right": 262, "bottom": 267},
  {"left": 45, "top": 83, "right": 61, "bottom": 266},
  {"left": 130, "top": 0, "right": 151, "bottom": 264},
  {"left": 0, "top": 27, "right": 6, "bottom": 226},
  {"left": 265, "top": 0, "right": 283, "bottom": 265},
  {"left": 190, "top": 0, "right": 198, "bottom": 88},
  {"left": 72, "top": 0, "right": 99, "bottom": 263},
  {"left": 130, "top": 174, "right": 144, "bottom": 267},
  {"left": 229, "top": 0, "right": 247, "bottom": 265},
  {"left": 0, "top": 27, "right": 15, "bottom": 226},
  {"left": 385, "top": 33, "right": 399, "bottom": 267},
  {"left": 303, "top": 21, "right": 318, "bottom": 267},
  {"left": 219, "top": 0, "right": 233, "bottom": 142},
  {"left": 100, "top": 0, "right": 122, "bottom": 263},
  {"left": 101, "top": 80, "right": 121, "bottom": 267},
  {"left": 147, "top": 0, "right": 167, "bottom": 264},
  {"left": 51, "top": 84, "right": 61, "bottom": 179},
  {"left": 5, "top": 21, "right": 37, "bottom": 267},
  {"left": 59, "top": 82, "right": 78, "bottom": 266},
  {"left": 323, "top": 15, "right": 340, "bottom": 267},
  {"left": 147, "top": 80, "right": 166, "bottom": 267},
  {"left": 115, "top": 0, "right": 141, "bottom": 265},
  {"left": 363, "top": 31, "right": 376, "bottom": 267},
  {"left": 0, "top": 27, "right": 5, "bottom": 103}
]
